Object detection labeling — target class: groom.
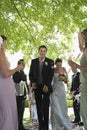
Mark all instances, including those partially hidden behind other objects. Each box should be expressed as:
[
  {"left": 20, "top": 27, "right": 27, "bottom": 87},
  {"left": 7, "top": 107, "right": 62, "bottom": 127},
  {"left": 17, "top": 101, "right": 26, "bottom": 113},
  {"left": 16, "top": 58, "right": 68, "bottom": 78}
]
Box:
[{"left": 29, "top": 45, "right": 54, "bottom": 130}]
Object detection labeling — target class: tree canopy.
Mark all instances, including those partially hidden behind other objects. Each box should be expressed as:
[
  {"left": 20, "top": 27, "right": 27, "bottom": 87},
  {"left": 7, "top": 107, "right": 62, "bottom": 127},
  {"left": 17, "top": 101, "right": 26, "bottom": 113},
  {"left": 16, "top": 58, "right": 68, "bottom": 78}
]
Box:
[{"left": 0, "top": 0, "right": 87, "bottom": 63}]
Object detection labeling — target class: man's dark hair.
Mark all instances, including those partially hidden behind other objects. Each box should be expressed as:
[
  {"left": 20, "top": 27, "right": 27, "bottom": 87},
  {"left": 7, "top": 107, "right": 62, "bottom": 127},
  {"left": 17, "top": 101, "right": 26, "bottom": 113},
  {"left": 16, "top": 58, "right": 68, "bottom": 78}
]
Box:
[
  {"left": 38, "top": 45, "right": 47, "bottom": 51},
  {"left": 18, "top": 59, "right": 24, "bottom": 65}
]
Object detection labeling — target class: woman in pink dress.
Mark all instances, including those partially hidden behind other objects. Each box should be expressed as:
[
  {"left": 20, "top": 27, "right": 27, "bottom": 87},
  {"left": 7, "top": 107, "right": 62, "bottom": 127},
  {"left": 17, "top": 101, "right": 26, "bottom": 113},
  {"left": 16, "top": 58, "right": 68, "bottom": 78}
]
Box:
[{"left": 0, "top": 35, "right": 24, "bottom": 130}]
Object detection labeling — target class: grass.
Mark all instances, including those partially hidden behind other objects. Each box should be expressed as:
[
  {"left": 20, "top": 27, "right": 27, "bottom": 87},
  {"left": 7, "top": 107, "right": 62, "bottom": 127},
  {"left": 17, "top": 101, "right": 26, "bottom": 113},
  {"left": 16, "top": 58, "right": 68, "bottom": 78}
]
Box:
[
  {"left": 23, "top": 117, "right": 32, "bottom": 129},
  {"left": 67, "top": 99, "right": 73, "bottom": 107}
]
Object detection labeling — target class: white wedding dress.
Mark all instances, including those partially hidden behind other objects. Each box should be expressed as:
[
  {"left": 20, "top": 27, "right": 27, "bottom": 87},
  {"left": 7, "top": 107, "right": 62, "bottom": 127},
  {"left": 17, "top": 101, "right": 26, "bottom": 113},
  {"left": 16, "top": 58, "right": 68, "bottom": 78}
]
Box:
[{"left": 50, "top": 73, "right": 72, "bottom": 130}]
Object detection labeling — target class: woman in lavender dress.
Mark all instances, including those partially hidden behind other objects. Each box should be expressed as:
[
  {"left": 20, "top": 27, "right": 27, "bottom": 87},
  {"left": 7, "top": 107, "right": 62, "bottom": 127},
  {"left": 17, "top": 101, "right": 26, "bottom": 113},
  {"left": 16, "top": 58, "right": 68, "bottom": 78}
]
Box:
[{"left": 0, "top": 35, "right": 23, "bottom": 130}]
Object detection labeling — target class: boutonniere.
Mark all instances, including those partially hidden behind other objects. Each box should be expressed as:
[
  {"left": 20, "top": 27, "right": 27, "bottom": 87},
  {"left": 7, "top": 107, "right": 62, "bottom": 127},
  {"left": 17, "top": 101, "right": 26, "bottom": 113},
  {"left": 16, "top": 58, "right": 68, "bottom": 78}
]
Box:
[{"left": 45, "top": 61, "right": 48, "bottom": 66}]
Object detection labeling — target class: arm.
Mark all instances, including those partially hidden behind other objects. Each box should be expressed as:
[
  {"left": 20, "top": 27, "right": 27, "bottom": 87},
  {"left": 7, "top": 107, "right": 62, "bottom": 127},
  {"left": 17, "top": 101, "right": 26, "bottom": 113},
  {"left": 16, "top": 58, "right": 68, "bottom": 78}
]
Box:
[
  {"left": 29, "top": 60, "right": 34, "bottom": 83},
  {"left": 44, "top": 60, "right": 54, "bottom": 87},
  {"left": 13, "top": 72, "right": 21, "bottom": 83},
  {"left": 29, "top": 60, "right": 37, "bottom": 89},
  {"left": 43, "top": 60, "right": 54, "bottom": 93},
  {"left": 68, "top": 59, "right": 87, "bottom": 72},
  {"left": 0, "top": 51, "right": 23, "bottom": 77},
  {"left": 63, "top": 67, "right": 68, "bottom": 75},
  {"left": 70, "top": 77, "right": 76, "bottom": 97},
  {"left": 20, "top": 71, "right": 26, "bottom": 81},
  {"left": 13, "top": 71, "right": 27, "bottom": 83},
  {"left": 63, "top": 67, "right": 68, "bottom": 84},
  {"left": 68, "top": 48, "right": 87, "bottom": 72}
]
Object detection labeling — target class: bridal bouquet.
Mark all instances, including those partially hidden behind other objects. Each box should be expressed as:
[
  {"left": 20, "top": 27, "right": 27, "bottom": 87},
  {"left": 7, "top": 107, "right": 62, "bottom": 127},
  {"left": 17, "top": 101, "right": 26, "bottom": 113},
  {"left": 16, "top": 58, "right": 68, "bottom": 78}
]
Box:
[{"left": 58, "top": 74, "right": 68, "bottom": 84}]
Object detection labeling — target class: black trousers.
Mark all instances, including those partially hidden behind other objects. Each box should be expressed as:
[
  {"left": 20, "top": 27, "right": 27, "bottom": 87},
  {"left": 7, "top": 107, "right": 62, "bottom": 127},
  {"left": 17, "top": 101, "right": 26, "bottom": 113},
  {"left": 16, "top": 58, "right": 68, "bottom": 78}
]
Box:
[
  {"left": 34, "top": 85, "right": 50, "bottom": 130},
  {"left": 16, "top": 96, "right": 25, "bottom": 130},
  {"left": 73, "top": 98, "right": 80, "bottom": 123}
]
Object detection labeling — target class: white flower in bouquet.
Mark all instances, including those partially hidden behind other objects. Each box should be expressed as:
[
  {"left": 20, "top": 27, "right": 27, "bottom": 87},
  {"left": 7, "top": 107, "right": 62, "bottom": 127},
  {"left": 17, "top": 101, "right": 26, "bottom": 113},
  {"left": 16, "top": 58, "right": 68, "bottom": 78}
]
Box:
[{"left": 58, "top": 74, "right": 68, "bottom": 84}]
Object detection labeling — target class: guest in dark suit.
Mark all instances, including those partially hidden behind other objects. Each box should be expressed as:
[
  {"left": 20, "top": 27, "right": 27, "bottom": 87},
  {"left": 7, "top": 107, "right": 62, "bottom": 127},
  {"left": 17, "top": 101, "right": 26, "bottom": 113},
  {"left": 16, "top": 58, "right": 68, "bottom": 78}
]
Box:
[
  {"left": 70, "top": 67, "right": 81, "bottom": 124},
  {"left": 13, "top": 59, "right": 28, "bottom": 130},
  {"left": 29, "top": 45, "right": 54, "bottom": 130}
]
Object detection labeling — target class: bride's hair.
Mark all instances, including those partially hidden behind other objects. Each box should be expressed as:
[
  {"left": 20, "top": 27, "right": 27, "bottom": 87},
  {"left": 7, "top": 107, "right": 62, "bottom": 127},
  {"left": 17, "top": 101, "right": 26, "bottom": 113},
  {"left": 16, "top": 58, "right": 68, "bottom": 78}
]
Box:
[
  {"left": 0, "top": 35, "right": 7, "bottom": 41},
  {"left": 0, "top": 35, "right": 7, "bottom": 49},
  {"left": 55, "top": 58, "right": 62, "bottom": 64}
]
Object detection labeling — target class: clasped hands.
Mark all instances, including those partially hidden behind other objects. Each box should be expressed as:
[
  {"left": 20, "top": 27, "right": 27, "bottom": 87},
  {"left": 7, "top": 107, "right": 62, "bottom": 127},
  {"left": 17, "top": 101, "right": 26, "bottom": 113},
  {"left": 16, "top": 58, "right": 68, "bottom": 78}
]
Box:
[
  {"left": 70, "top": 91, "right": 76, "bottom": 97},
  {"left": 43, "top": 85, "right": 48, "bottom": 93},
  {"left": 32, "top": 82, "right": 37, "bottom": 90},
  {"left": 32, "top": 82, "right": 48, "bottom": 93}
]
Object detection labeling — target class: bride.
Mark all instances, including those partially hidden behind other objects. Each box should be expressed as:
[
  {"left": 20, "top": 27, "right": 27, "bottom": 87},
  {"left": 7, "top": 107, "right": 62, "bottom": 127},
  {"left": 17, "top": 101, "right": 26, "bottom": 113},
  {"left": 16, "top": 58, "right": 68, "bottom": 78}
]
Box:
[{"left": 50, "top": 58, "right": 72, "bottom": 130}]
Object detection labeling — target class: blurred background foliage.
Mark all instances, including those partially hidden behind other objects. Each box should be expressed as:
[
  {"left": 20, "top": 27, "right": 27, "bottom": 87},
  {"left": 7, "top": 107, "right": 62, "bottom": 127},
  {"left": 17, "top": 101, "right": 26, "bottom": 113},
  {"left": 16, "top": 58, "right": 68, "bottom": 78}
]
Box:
[{"left": 0, "top": 0, "right": 87, "bottom": 63}]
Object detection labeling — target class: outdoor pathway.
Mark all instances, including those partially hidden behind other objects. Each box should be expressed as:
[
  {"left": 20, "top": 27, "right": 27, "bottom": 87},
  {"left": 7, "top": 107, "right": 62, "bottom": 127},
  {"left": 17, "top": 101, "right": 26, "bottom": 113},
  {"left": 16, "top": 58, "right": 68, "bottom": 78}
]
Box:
[{"left": 23, "top": 108, "right": 84, "bottom": 130}]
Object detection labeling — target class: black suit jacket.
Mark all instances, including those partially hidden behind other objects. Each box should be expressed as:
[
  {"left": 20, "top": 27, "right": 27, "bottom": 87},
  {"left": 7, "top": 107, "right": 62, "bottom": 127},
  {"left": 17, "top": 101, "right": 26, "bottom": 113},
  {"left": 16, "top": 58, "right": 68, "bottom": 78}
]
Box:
[
  {"left": 70, "top": 72, "right": 80, "bottom": 95},
  {"left": 29, "top": 57, "right": 54, "bottom": 94}
]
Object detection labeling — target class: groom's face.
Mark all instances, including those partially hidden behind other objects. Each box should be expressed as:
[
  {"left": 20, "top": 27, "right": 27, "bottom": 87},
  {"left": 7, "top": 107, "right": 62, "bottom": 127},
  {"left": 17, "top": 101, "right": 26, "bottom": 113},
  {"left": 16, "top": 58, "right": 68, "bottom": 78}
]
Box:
[{"left": 38, "top": 47, "right": 47, "bottom": 59}]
